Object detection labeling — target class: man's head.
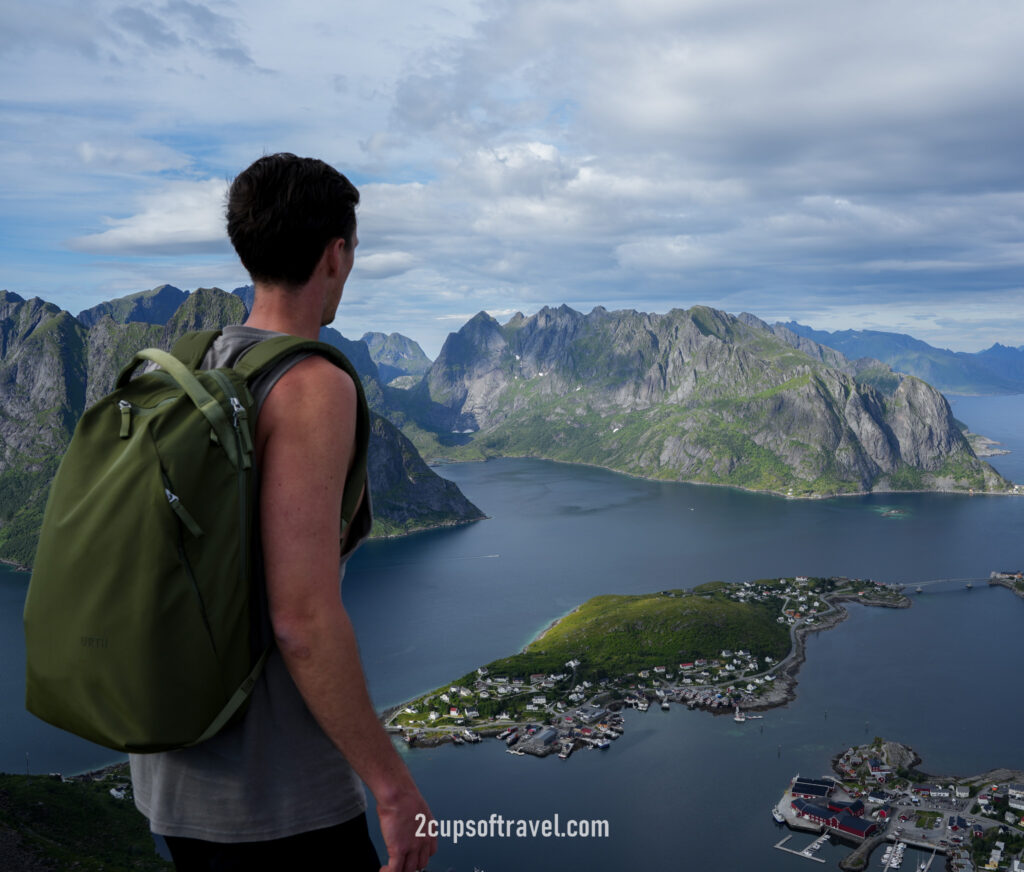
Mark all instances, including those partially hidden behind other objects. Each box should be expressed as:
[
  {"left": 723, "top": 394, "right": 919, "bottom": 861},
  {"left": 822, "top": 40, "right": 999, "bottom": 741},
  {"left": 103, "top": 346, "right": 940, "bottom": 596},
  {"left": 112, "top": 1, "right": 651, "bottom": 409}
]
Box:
[{"left": 227, "top": 153, "right": 359, "bottom": 288}]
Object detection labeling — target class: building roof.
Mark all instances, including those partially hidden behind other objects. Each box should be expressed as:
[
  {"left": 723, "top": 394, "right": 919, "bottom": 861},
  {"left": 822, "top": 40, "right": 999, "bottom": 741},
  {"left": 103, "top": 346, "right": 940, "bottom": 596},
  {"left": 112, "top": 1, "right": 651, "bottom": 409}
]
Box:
[
  {"left": 836, "top": 815, "right": 877, "bottom": 837},
  {"left": 793, "top": 779, "right": 832, "bottom": 798}
]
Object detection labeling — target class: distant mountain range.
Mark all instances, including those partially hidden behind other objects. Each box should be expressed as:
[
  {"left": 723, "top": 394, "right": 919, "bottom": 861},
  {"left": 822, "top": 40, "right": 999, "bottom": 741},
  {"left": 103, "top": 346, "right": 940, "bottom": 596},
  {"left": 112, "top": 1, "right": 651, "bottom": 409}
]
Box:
[
  {"left": 0, "top": 286, "right": 483, "bottom": 569},
  {"left": 779, "top": 322, "right": 1024, "bottom": 395},
  {"left": 5, "top": 285, "right": 1012, "bottom": 565},
  {"left": 389, "top": 304, "right": 1007, "bottom": 498}
]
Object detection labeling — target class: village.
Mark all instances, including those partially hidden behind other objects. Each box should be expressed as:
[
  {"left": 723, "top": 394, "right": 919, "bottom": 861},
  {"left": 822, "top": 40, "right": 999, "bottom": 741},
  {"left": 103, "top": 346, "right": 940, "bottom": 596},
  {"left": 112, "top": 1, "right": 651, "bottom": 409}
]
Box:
[
  {"left": 772, "top": 740, "right": 1024, "bottom": 871},
  {"left": 386, "top": 575, "right": 908, "bottom": 758}
]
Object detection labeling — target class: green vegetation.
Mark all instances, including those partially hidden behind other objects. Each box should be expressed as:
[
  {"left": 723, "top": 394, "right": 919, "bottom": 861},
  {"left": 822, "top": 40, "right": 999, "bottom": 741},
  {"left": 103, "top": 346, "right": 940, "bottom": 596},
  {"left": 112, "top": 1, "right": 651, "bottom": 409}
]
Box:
[
  {"left": 488, "top": 588, "right": 789, "bottom": 682},
  {"left": 854, "top": 365, "right": 902, "bottom": 396},
  {"left": 0, "top": 766, "right": 170, "bottom": 870},
  {"left": 887, "top": 466, "right": 925, "bottom": 491},
  {"left": 971, "top": 824, "right": 1024, "bottom": 867},
  {"left": 915, "top": 810, "right": 941, "bottom": 828},
  {"left": 0, "top": 457, "right": 61, "bottom": 567},
  {"left": 935, "top": 453, "right": 988, "bottom": 491},
  {"left": 895, "top": 766, "right": 927, "bottom": 783}
]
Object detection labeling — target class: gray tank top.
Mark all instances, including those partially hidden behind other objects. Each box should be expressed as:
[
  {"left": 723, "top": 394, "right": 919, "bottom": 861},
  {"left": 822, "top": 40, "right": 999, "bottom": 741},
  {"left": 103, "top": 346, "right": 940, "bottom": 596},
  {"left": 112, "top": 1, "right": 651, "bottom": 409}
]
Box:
[{"left": 130, "top": 325, "right": 371, "bottom": 841}]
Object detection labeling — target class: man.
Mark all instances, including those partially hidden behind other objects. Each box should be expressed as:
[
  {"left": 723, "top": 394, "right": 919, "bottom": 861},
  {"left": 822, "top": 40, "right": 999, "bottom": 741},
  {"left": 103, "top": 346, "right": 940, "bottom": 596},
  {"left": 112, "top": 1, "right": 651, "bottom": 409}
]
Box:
[{"left": 130, "top": 153, "right": 436, "bottom": 872}]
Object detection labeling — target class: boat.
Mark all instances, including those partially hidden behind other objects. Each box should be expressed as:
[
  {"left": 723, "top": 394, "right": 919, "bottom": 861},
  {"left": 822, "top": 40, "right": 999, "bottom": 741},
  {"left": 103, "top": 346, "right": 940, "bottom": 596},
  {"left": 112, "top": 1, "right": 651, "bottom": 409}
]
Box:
[
  {"left": 772, "top": 806, "right": 785, "bottom": 824},
  {"left": 734, "top": 705, "right": 746, "bottom": 723},
  {"left": 661, "top": 701, "right": 670, "bottom": 711}
]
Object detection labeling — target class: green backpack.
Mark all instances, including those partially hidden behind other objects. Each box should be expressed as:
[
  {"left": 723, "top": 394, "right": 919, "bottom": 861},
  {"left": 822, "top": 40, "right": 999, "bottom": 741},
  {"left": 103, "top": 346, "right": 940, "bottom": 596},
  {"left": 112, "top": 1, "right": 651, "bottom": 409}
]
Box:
[{"left": 23, "top": 329, "right": 369, "bottom": 753}]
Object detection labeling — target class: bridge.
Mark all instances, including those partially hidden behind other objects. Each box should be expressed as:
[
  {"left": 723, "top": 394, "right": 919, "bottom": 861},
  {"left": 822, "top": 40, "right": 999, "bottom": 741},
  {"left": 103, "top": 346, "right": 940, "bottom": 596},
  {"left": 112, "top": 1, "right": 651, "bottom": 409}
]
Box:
[{"left": 890, "top": 576, "right": 989, "bottom": 593}]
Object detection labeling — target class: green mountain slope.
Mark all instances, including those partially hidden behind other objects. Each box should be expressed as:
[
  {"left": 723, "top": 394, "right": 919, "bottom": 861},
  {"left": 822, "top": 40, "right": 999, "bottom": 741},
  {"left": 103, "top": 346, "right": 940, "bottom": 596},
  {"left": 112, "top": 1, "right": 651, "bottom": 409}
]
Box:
[{"left": 397, "top": 304, "right": 1006, "bottom": 498}]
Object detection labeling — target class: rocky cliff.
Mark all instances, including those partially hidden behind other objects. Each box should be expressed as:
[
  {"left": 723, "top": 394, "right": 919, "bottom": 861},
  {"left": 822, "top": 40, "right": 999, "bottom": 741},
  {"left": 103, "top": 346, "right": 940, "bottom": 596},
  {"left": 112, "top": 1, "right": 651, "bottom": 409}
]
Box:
[
  {"left": 0, "top": 288, "right": 482, "bottom": 568},
  {"left": 403, "top": 304, "right": 1006, "bottom": 497}
]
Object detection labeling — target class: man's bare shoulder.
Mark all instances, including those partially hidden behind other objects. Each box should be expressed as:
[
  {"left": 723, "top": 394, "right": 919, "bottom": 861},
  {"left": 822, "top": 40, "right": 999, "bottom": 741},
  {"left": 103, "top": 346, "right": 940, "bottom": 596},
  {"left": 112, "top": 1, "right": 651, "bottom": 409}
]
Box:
[
  {"left": 261, "top": 354, "right": 356, "bottom": 418},
  {"left": 256, "top": 353, "right": 357, "bottom": 456}
]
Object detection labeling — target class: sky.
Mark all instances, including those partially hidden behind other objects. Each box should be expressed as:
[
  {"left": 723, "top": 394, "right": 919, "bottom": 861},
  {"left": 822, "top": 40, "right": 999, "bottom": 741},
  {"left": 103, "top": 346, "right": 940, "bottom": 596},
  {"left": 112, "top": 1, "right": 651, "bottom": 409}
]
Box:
[{"left": 2, "top": 0, "right": 1023, "bottom": 358}]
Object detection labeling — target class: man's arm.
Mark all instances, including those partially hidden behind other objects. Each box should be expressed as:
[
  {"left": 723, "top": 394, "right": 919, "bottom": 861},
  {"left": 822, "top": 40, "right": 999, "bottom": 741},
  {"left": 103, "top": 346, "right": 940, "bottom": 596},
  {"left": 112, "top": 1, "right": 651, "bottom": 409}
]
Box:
[{"left": 257, "top": 355, "right": 436, "bottom": 872}]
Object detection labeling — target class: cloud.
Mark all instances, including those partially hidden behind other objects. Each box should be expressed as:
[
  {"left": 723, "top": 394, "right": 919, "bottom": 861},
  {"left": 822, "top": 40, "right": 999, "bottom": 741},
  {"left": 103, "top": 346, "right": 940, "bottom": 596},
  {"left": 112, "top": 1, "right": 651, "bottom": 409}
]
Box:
[
  {"left": 76, "top": 138, "right": 192, "bottom": 173},
  {"left": 355, "top": 251, "right": 418, "bottom": 279},
  {"left": 111, "top": 5, "right": 182, "bottom": 50},
  {"left": 70, "top": 178, "right": 229, "bottom": 254},
  {"left": 3, "top": 0, "right": 1024, "bottom": 355}
]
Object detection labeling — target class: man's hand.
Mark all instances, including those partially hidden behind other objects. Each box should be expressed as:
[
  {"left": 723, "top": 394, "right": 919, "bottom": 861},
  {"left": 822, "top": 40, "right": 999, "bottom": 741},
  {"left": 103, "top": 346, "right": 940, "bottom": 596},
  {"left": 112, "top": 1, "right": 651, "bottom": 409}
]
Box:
[{"left": 377, "top": 786, "right": 437, "bottom": 872}]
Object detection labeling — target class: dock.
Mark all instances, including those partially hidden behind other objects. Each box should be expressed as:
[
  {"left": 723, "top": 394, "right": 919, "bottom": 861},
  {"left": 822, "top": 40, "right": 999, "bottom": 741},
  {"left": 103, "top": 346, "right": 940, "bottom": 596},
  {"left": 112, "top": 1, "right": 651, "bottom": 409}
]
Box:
[{"left": 774, "top": 834, "right": 828, "bottom": 863}]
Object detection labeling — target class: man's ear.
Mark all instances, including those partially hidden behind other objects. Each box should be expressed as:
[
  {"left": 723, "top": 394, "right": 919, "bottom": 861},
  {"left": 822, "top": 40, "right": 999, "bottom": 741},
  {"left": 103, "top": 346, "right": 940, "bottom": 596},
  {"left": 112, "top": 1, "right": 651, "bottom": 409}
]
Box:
[{"left": 323, "top": 237, "right": 346, "bottom": 276}]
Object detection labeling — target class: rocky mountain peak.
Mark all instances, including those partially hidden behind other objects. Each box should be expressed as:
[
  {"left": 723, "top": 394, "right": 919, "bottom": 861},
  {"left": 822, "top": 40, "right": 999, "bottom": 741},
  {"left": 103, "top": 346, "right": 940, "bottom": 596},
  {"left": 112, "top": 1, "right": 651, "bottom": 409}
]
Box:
[{"left": 402, "top": 303, "right": 1006, "bottom": 498}]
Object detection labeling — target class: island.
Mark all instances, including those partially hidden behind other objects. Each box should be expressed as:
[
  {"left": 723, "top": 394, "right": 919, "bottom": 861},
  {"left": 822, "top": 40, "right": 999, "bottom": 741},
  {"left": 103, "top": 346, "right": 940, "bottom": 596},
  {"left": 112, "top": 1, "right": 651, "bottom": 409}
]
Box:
[
  {"left": 384, "top": 575, "right": 910, "bottom": 758},
  {"left": 772, "top": 739, "right": 1024, "bottom": 870}
]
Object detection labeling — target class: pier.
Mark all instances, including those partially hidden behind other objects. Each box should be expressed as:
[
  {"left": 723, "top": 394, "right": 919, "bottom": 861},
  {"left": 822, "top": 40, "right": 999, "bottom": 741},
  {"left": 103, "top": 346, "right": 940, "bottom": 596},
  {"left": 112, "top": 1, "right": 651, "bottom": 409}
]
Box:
[{"left": 774, "top": 834, "right": 828, "bottom": 863}]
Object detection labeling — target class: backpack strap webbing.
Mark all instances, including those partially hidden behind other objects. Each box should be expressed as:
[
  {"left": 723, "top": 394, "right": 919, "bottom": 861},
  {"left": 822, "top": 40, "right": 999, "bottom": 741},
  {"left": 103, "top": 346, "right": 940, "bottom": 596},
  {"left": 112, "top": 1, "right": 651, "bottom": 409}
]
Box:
[
  {"left": 170, "top": 330, "right": 222, "bottom": 368},
  {"left": 234, "top": 336, "right": 371, "bottom": 529},
  {"left": 189, "top": 646, "right": 271, "bottom": 747},
  {"left": 116, "top": 347, "right": 243, "bottom": 470}
]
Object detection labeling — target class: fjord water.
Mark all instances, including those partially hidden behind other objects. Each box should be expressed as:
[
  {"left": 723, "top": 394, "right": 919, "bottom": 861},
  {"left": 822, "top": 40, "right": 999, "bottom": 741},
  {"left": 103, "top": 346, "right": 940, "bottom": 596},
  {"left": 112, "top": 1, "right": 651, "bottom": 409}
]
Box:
[{"left": 2, "top": 395, "right": 1023, "bottom": 871}]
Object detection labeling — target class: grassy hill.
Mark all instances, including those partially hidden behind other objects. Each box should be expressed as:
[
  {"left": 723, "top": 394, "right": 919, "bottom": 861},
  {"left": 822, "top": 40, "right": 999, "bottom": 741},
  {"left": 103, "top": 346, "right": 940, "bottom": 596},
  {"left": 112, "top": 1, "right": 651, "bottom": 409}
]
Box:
[{"left": 484, "top": 585, "right": 790, "bottom": 680}]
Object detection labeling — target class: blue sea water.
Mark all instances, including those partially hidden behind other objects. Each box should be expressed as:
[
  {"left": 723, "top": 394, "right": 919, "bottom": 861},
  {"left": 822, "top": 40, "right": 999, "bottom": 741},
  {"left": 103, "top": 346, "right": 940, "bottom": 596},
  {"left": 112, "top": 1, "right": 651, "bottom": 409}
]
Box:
[
  {"left": 2, "top": 394, "right": 1023, "bottom": 870},
  {"left": 949, "top": 393, "right": 1024, "bottom": 483}
]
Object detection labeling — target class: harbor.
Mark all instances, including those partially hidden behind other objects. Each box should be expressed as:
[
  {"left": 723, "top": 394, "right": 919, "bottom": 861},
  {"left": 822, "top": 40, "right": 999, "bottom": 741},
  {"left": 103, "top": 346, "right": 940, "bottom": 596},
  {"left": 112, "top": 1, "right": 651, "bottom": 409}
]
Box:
[{"left": 770, "top": 741, "right": 1024, "bottom": 870}]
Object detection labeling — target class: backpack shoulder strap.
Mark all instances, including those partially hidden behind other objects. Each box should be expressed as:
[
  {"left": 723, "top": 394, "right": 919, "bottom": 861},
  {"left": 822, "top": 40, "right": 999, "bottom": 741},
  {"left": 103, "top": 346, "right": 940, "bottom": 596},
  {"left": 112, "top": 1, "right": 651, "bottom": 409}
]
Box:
[
  {"left": 170, "top": 330, "right": 222, "bottom": 368},
  {"left": 234, "top": 336, "right": 371, "bottom": 528},
  {"left": 232, "top": 335, "right": 349, "bottom": 380}
]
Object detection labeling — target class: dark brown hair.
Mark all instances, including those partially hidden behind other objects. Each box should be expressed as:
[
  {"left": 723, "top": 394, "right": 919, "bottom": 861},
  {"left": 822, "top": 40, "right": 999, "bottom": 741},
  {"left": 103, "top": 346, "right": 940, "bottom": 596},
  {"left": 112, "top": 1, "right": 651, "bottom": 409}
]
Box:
[{"left": 226, "top": 153, "right": 359, "bottom": 287}]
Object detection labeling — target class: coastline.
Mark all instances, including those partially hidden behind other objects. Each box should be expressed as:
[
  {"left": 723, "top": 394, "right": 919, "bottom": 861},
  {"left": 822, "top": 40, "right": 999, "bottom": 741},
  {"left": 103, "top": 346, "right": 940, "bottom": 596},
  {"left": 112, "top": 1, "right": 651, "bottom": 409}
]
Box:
[
  {"left": 428, "top": 452, "right": 1016, "bottom": 502},
  {"left": 740, "top": 591, "right": 909, "bottom": 713},
  {"left": 0, "top": 558, "right": 29, "bottom": 574},
  {"left": 369, "top": 513, "right": 488, "bottom": 540},
  {"left": 386, "top": 578, "right": 913, "bottom": 751},
  {"left": 988, "top": 576, "right": 1024, "bottom": 600},
  {"left": 530, "top": 604, "right": 581, "bottom": 648}
]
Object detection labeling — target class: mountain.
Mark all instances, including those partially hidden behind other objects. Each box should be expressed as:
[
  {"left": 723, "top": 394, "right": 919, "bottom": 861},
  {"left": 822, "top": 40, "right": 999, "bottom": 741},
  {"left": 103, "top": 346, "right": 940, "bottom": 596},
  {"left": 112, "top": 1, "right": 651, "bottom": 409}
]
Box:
[
  {"left": 361, "top": 332, "right": 433, "bottom": 384},
  {"left": 76, "top": 284, "right": 189, "bottom": 328},
  {"left": 0, "top": 287, "right": 482, "bottom": 568},
  {"left": 779, "top": 322, "right": 1024, "bottom": 395},
  {"left": 399, "top": 304, "right": 1006, "bottom": 497}
]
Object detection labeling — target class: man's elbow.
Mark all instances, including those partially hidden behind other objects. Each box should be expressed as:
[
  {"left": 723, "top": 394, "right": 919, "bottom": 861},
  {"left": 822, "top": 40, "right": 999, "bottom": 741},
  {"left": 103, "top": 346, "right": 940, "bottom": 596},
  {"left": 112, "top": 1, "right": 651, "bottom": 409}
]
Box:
[{"left": 270, "top": 598, "right": 350, "bottom": 661}]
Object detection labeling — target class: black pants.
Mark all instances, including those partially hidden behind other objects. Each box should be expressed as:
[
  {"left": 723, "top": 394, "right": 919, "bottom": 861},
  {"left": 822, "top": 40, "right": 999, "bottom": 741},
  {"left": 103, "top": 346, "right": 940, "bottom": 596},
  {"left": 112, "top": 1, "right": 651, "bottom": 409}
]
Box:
[{"left": 163, "top": 812, "right": 382, "bottom": 871}]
